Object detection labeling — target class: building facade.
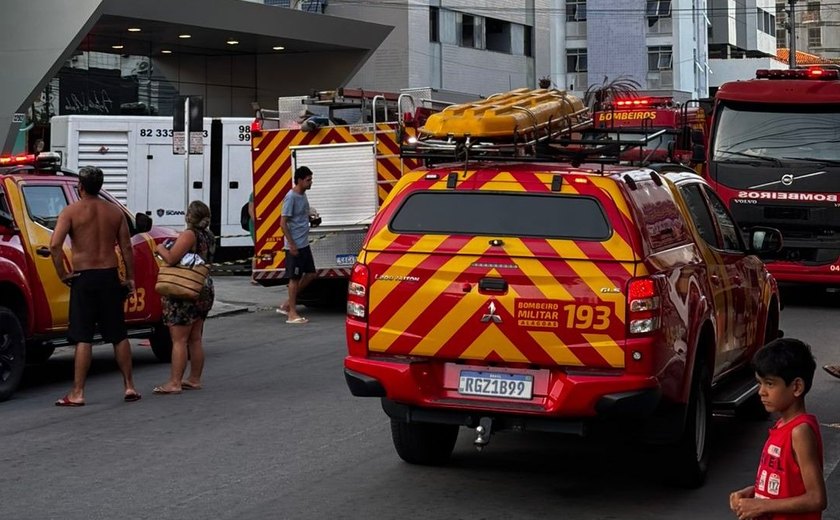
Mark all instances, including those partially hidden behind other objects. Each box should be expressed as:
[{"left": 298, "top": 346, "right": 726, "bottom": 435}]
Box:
[
  {"left": 323, "top": 0, "right": 552, "bottom": 98},
  {"left": 777, "top": 0, "right": 840, "bottom": 59},
  {"left": 560, "top": 0, "right": 710, "bottom": 100}
]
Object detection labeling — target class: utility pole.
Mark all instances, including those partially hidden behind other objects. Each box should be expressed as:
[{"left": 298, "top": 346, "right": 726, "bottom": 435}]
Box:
[{"left": 788, "top": 0, "right": 798, "bottom": 68}]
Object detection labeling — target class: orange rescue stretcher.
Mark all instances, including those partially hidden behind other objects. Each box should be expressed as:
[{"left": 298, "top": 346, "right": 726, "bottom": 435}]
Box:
[{"left": 419, "top": 88, "right": 589, "bottom": 139}]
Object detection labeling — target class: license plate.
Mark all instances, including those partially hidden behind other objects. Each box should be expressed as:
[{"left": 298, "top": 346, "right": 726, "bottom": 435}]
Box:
[
  {"left": 335, "top": 254, "right": 356, "bottom": 266},
  {"left": 458, "top": 370, "right": 533, "bottom": 400}
]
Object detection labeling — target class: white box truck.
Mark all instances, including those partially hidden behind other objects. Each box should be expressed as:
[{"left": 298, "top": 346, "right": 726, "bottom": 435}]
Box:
[{"left": 50, "top": 115, "right": 254, "bottom": 253}]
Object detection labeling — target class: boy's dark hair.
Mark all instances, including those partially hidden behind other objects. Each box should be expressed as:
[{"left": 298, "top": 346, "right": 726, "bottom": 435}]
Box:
[
  {"left": 294, "top": 166, "right": 313, "bottom": 184},
  {"left": 752, "top": 338, "right": 817, "bottom": 394},
  {"left": 78, "top": 166, "right": 104, "bottom": 196}
]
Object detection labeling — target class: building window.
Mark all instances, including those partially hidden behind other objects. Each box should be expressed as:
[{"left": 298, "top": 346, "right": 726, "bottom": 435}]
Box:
[
  {"left": 430, "top": 7, "right": 439, "bottom": 42},
  {"left": 648, "top": 46, "right": 672, "bottom": 71},
  {"left": 524, "top": 25, "right": 532, "bottom": 57},
  {"left": 808, "top": 27, "right": 822, "bottom": 47},
  {"left": 459, "top": 14, "right": 475, "bottom": 48},
  {"left": 757, "top": 8, "right": 775, "bottom": 35},
  {"left": 647, "top": 0, "right": 671, "bottom": 17},
  {"left": 567, "top": 49, "right": 588, "bottom": 72},
  {"left": 485, "top": 17, "right": 510, "bottom": 53},
  {"left": 777, "top": 27, "right": 787, "bottom": 48},
  {"left": 566, "top": 0, "right": 586, "bottom": 22}
]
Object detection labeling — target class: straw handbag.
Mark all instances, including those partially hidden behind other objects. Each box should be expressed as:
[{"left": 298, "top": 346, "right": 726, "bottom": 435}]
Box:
[{"left": 155, "top": 253, "right": 210, "bottom": 301}]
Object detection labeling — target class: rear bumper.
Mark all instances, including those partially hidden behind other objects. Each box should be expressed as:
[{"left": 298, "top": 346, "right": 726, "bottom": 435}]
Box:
[{"left": 344, "top": 357, "right": 662, "bottom": 419}]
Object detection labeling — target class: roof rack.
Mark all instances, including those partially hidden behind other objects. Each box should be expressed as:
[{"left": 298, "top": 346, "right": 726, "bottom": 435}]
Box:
[{"left": 401, "top": 88, "right": 592, "bottom": 162}]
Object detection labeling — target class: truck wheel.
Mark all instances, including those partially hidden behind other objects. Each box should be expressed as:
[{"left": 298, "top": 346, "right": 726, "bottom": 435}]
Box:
[
  {"left": 149, "top": 323, "right": 172, "bottom": 362},
  {"left": 390, "top": 419, "right": 459, "bottom": 466},
  {"left": 666, "top": 362, "right": 711, "bottom": 488},
  {"left": 0, "top": 307, "right": 26, "bottom": 402}
]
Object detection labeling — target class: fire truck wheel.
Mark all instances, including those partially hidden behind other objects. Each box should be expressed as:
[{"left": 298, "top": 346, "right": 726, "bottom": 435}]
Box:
[
  {"left": 25, "top": 342, "right": 55, "bottom": 365},
  {"left": 149, "top": 322, "right": 173, "bottom": 363},
  {"left": 666, "top": 361, "right": 711, "bottom": 488},
  {"left": 0, "top": 306, "right": 26, "bottom": 402},
  {"left": 390, "top": 419, "right": 459, "bottom": 466}
]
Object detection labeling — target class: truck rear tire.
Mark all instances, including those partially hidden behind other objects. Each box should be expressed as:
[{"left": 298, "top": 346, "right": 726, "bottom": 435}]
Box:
[
  {"left": 390, "top": 419, "right": 459, "bottom": 466},
  {"left": 0, "top": 307, "right": 26, "bottom": 402},
  {"left": 149, "top": 322, "right": 173, "bottom": 362},
  {"left": 665, "top": 362, "right": 711, "bottom": 488}
]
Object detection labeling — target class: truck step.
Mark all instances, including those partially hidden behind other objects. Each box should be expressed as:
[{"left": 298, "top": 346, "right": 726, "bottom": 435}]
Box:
[{"left": 712, "top": 368, "right": 758, "bottom": 410}]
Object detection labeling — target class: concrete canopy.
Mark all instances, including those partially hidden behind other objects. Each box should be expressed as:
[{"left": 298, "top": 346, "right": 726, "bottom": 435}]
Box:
[{"left": 0, "top": 0, "right": 393, "bottom": 153}]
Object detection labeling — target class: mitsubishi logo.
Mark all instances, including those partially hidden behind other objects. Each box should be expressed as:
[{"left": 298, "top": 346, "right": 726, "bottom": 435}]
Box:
[
  {"left": 781, "top": 174, "right": 794, "bottom": 186},
  {"left": 480, "top": 301, "right": 502, "bottom": 324}
]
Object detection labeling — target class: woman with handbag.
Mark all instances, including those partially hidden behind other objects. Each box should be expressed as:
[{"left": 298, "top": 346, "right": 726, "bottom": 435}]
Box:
[{"left": 153, "top": 200, "right": 215, "bottom": 394}]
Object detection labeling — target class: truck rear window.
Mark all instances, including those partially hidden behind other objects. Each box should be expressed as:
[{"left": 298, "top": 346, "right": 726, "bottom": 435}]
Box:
[{"left": 389, "top": 191, "right": 611, "bottom": 240}]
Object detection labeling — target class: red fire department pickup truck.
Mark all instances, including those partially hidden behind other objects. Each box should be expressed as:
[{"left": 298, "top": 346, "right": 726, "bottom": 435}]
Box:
[
  {"left": 344, "top": 89, "right": 783, "bottom": 488},
  {"left": 0, "top": 153, "right": 177, "bottom": 402}
]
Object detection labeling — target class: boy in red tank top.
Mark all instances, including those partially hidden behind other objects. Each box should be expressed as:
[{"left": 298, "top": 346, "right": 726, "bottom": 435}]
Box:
[{"left": 730, "top": 338, "right": 826, "bottom": 520}]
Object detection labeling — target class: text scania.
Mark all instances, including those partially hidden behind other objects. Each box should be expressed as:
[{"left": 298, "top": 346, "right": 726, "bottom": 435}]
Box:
[{"left": 737, "top": 191, "right": 838, "bottom": 202}]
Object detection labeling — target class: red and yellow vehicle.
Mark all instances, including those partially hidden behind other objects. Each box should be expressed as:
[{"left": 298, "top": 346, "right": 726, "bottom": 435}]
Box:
[
  {"left": 707, "top": 67, "right": 840, "bottom": 285},
  {"left": 588, "top": 96, "right": 707, "bottom": 169},
  {"left": 249, "top": 89, "right": 429, "bottom": 302},
  {"left": 0, "top": 153, "right": 177, "bottom": 402},
  {"left": 344, "top": 88, "right": 782, "bottom": 487}
]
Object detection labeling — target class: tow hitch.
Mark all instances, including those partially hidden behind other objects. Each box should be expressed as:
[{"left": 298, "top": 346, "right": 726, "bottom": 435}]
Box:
[{"left": 473, "top": 417, "right": 494, "bottom": 451}]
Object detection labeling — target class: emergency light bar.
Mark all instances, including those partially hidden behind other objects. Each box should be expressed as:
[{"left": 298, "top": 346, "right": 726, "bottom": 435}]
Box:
[
  {"left": 0, "top": 152, "right": 61, "bottom": 168},
  {"left": 610, "top": 96, "right": 674, "bottom": 109},
  {"left": 0, "top": 154, "right": 36, "bottom": 166},
  {"left": 755, "top": 68, "right": 839, "bottom": 80}
]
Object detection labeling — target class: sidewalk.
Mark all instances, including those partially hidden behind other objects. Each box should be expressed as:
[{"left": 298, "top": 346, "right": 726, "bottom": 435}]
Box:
[{"left": 208, "top": 275, "right": 285, "bottom": 318}]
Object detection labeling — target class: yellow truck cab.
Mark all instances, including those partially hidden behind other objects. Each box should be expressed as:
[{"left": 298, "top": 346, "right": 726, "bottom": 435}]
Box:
[
  {"left": 0, "top": 153, "right": 177, "bottom": 401},
  {"left": 344, "top": 89, "right": 783, "bottom": 487}
]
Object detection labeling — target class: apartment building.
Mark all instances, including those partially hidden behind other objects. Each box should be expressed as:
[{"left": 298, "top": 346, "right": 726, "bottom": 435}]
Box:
[
  {"left": 560, "top": 0, "right": 710, "bottom": 99},
  {"left": 321, "top": 1, "right": 552, "bottom": 97},
  {"left": 777, "top": 0, "right": 840, "bottom": 58}
]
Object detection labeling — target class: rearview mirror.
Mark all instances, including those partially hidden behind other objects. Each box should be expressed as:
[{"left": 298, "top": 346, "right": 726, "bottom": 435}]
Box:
[
  {"left": 749, "top": 227, "right": 783, "bottom": 256},
  {"left": 135, "top": 212, "right": 152, "bottom": 233}
]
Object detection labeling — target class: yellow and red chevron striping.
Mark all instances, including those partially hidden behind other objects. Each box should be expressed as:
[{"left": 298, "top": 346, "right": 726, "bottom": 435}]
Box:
[{"left": 251, "top": 123, "right": 413, "bottom": 273}]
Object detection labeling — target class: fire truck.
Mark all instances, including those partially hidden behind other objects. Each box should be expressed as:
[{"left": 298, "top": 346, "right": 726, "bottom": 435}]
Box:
[
  {"left": 249, "top": 88, "right": 455, "bottom": 303},
  {"left": 707, "top": 67, "right": 840, "bottom": 284},
  {"left": 587, "top": 96, "right": 707, "bottom": 169}
]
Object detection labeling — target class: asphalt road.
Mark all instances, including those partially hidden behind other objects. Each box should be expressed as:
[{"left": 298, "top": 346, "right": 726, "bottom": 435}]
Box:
[{"left": 1, "top": 283, "right": 838, "bottom": 520}]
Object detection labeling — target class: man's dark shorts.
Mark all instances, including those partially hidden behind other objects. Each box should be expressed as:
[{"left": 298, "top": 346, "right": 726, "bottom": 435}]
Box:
[
  {"left": 284, "top": 245, "right": 316, "bottom": 280},
  {"left": 68, "top": 268, "right": 128, "bottom": 344}
]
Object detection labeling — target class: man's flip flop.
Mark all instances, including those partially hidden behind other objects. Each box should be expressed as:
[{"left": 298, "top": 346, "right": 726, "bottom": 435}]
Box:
[
  {"left": 286, "top": 317, "right": 308, "bottom": 324},
  {"left": 276, "top": 308, "right": 289, "bottom": 316},
  {"left": 124, "top": 392, "right": 142, "bottom": 402},
  {"left": 823, "top": 364, "right": 840, "bottom": 379},
  {"left": 153, "top": 386, "right": 182, "bottom": 395},
  {"left": 55, "top": 396, "right": 85, "bottom": 407},
  {"left": 181, "top": 381, "right": 202, "bottom": 390}
]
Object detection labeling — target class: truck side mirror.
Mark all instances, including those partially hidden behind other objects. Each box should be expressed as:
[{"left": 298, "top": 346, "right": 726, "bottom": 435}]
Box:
[
  {"left": 0, "top": 211, "right": 16, "bottom": 234},
  {"left": 135, "top": 212, "right": 153, "bottom": 233},
  {"left": 690, "top": 129, "right": 704, "bottom": 145},
  {"left": 749, "top": 227, "right": 783, "bottom": 256},
  {"left": 691, "top": 144, "right": 706, "bottom": 164}
]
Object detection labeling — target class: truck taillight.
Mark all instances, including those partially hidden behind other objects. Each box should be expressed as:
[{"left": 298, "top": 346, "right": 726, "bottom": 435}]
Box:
[
  {"left": 627, "top": 277, "right": 661, "bottom": 335},
  {"left": 250, "top": 119, "right": 262, "bottom": 135},
  {"left": 347, "top": 263, "right": 369, "bottom": 320}
]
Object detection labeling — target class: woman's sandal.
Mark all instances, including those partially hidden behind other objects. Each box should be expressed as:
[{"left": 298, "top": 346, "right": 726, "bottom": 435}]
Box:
[
  {"left": 822, "top": 365, "right": 840, "bottom": 379},
  {"left": 181, "top": 381, "right": 202, "bottom": 390}
]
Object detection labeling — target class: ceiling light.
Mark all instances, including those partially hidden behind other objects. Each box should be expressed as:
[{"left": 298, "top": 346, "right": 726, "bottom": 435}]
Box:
[
  {"left": 178, "top": 34, "right": 191, "bottom": 39},
  {"left": 127, "top": 27, "right": 141, "bottom": 32},
  {"left": 226, "top": 39, "right": 239, "bottom": 45},
  {"left": 273, "top": 46, "right": 285, "bottom": 50},
  {"left": 112, "top": 45, "right": 124, "bottom": 49},
  {"left": 161, "top": 50, "right": 173, "bottom": 54}
]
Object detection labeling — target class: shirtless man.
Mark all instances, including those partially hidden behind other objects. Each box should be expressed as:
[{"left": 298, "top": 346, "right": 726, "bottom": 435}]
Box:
[{"left": 50, "top": 166, "right": 141, "bottom": 406}]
